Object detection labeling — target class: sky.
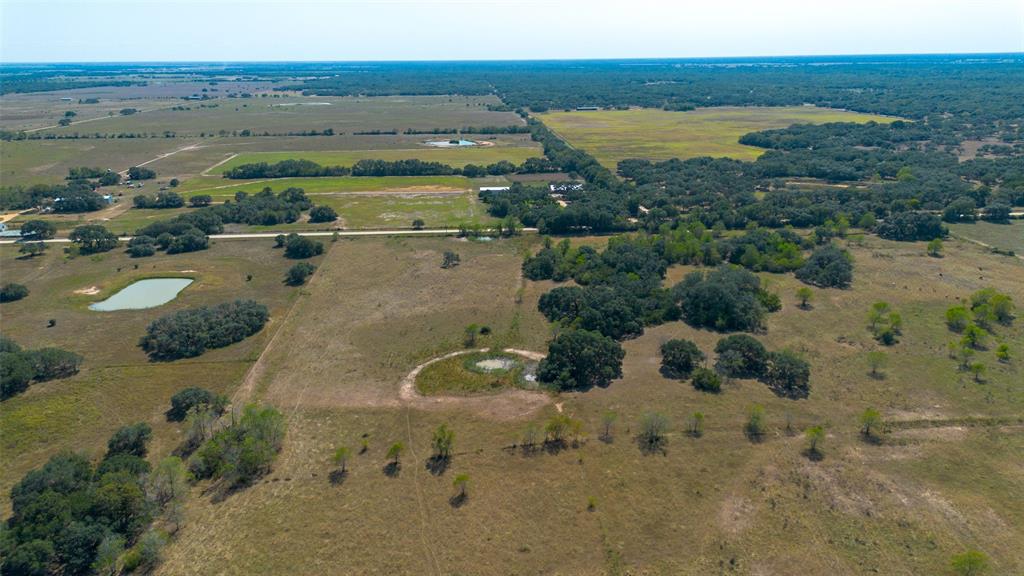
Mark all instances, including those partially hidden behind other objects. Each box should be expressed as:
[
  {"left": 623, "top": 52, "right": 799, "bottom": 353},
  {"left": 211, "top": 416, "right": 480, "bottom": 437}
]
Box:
[{"left": 1, "top": 0, "right": 1022, "bottom": 63}]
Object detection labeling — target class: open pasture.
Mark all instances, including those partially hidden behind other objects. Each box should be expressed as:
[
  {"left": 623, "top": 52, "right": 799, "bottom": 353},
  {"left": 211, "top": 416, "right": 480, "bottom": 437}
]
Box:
[
  {"left": 948, "top": 220, "right": 1024, "bottom": 256},
  {"left": 153, "top": 234, "right": 1023, "bottom": 575},
  {"left": 215, "top": 144, "right": 542, "bottom": 173},
  {"left": 0, "top": 239, "right": 309, "bottom": 512},
  {"left": 540, "top": 106, "right": 899, "bottom": 168},
  {"left": 34, "top": 94, "right": 524, "bottom": 138}
]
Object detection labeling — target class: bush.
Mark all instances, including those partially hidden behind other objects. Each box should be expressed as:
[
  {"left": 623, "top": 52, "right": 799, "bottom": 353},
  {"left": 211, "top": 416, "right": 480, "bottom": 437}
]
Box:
[
  {"left": 538, "top": 330, "right": 624, "bottom": 391},
  {"left": 795, "top": 244, "right": 853, "bottom": 288},
  {"left": 690, "top": 367, "right": 722, "bottom": 393},
  {"left": 1, "top": 351, "right": 34, "bottom": 399},
  {"left": 23, "top": 347, "right": 83, "bottom": 381},
  {"left": 286, "top": 262, "right": 317, "bottom": 286},
  {"left": 659, "top": 339, "right": 704, "bottom": 379},
  {"left": 714, "top": 334, "right": 768, "bottom": 378},
  {"left": 308, "top": 205, "right": 338, "bottom": 223},
  {"left": 283, "top": 233, "right": 324, "bottom": 259},
  {"left": 0, "top": 339, "right": 82, "bottom": 399},
  {"left": 763, "top": 350, "right": 811, "bottom": 398},
  {"left": 167, "top": 387, "right": 227, "bottom": 421},
  {"left": 1, "top": 282, "right": 29, "bottom": 302},
  {"left": 139, "top": 300, "right": 269, "bottom": 360},
  {"left": 107, "top": 422, "right": 153, "bottom": 457},
  {"left": 674, "top": 266, "right": 772, "bottom": 332},
  {"left": 127, "top": 166, "right": 156, "bottom": 180}
]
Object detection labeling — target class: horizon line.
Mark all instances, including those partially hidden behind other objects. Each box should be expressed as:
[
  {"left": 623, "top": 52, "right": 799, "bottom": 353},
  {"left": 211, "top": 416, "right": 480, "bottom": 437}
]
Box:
[{"left": 2, "top": 51, "right": 1023, "bottom": 67}]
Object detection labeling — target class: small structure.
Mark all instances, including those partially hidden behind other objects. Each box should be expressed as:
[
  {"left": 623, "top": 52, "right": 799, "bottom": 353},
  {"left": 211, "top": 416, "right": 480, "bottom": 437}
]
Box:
[
  {"left": 575, "top": 106, "right": 599, "bottom": 111},
  {"left": 550, "top": 183, "right": 584, "bottom": 193},
  {"left": 479, "top": 186, "right": 510, "bottom": 192}
]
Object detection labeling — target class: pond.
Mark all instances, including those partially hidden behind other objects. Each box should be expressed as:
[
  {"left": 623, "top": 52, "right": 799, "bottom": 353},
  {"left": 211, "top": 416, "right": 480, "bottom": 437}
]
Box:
[
  {"left": 425, "top": 139, "right": 478, "bottom": 147},
  {"left": 89, "top": 278, "right": 193, "bottom": 311}
]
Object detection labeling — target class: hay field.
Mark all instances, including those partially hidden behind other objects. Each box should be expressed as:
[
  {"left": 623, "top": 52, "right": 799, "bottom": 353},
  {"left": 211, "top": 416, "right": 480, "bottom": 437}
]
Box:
[{"left": 540, "top": 106, "right": 899, "bottom": 168}]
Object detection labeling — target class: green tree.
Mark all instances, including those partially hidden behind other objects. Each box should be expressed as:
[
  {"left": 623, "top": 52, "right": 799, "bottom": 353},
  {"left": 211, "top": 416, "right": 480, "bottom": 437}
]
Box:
[
  {"left": 70, "top": 224, "right": 119, "bottom": 254},
  {"left": 805, "top": 425, "right": 825, "bottom": 458},
  {"left": 412, "top": 218, "right": 425, "bottom": 230},
  {"left": 968, "top": 362, "right": 985, "bottom": 383},
  {"left": 946, "top": 305, "right": 970, "bottom": 332},
  {"left": 92, "top": 534, "right": 125, "bottom": 576},
  {"left": 796, "top": 286, "right": 813, "bottom": 309},
  {"left": 996, "top": 343, "right": 1010, "bottom": 363},
  {"left": 960, "top": 324, "right": 987, "bottom": 350},
  {"left": 147, "top": 456, "right": 189, "bottom": 509},
  {"left": 18, "top": 242, "right": 47, "bottom": 258},
  {"left": 386, "top": 442, "right": 404, "bottom": 465},
  {"left": 690, "top": 367, "right": 722, "bottom": 393},
  {"left": 687, "top": 411, "right": 705, "bottom": 437},
  {"left": 745, "top": 404, "right": 766, "bottom": 440},
  {"left": 1, "top": 282, "right": 30, "bottom": 302},
  {"left": 868, "top": 301, "right": 891, "bottom": 331},
  {"left": 950, "top": 550, "right": 989, "bottom": 576},
  {"left": 867, "top": 350, "right": 888, "bottom": 378},
  {"left": 763, "top": 350, "right": 811, "bottom": 399},
  {"left": 537, "top": 330, "right": 624, "bottom": 391},
  {"left": 431, "top": 423, "right": 455, "bottom": 460},
  {"left": 285, "top": 262, "right": 317, "bottom": 286},
  {"left": 332, "top": 446, "right": 351, "bottom": 474},
  {"left": 452, "top": 473, "right": 469, "bottom": 499},
  {"left": 19, "top": 219, "right": 57, "bottom": 240},
  {"left": 860, "top": 408, "right": 883, "bottom": 440},
  {"left": 926, "top": 238, "right": 943, "bottom": 257},
  {"left": 659, "top": 338, "right": 704, "bottom": 379}
]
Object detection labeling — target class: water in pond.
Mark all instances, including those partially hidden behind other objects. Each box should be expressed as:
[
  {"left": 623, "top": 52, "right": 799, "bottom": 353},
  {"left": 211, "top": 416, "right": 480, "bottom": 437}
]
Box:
[
  {"left": 89, "top": 278, "right": 193, "bottom": 311},
  {"left": 475, "top": 358, "right": 516, "bottom": 372},
  {"left": 425, "top": 139, "right": 478, "bottom": 147}
]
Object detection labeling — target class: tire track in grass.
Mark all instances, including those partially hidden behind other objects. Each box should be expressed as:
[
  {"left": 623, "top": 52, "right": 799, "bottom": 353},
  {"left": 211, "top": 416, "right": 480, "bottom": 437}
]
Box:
[{"left": 404, "top": 407, "right": 442, "bottom": 576}]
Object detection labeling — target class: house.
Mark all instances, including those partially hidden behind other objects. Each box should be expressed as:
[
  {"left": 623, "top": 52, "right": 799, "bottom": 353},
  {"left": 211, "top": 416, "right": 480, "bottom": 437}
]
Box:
[{"left": 550, "top": 183, "right": 584, "bottom": 193}]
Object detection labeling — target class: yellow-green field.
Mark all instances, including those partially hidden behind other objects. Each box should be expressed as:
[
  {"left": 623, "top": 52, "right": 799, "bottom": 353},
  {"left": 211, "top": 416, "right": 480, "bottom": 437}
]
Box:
[
  {"left": 540, "top": 106, "right": 899, "bottom": 168},
  {"left": 948, "top": 220, "right": 1024, "bottom": 256},
  {"left": 176, "top": 175, "right": 474, "bottom": 196}
]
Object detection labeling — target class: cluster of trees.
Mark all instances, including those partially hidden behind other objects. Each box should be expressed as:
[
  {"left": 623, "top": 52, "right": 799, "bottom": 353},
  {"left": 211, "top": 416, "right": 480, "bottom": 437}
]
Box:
[
  {"left": 675, "top": 266, "right": 780, "bottom": 332},
  {"left": 1, "top": 423, "right": 180, "bottom": 575},
  {"left": 286, "top": 262, "right": 317, "bottom": 285},
  {"left": 945, "top": 288, "right": 1015, "bottom": 378},
  {"left": 1, "top": 182, "right": 105, "bottom": 212},
  {"left": 795, "top": 244, "right": 853, "bottom": 288},
  {"left": 402, "top": 125, "right": 531, "bottom": 135},
  {"left": 537, "top": 330, "right": 624, "bottom": 391},
  {"left": 276, "top": 233, "right": 324, "bottom": 259},
  {"left": 1, "top": 336, "right": 83, "bottom": 399},
  {"left": 127, "top": 166, "right": 155, "bottom": 180},
  {"left": 223, "top": 159, "right": 350, "bottom": 179},
  {"left": 167, "top": 386, "right": 228, "bottom": 421},
  {"left": 188, "top": 404, "right": 285, "bottom": 487},
  {"left": 67, "top": 166, "right": 120, "bottom": 187},
  {"left": 70, "top": 224, "right": 119, "bottom": 254},
  {"left": 133, "top": 190, "right": 184, "bottom": 209},
  {"left": 138, "top": 300, "right": 269, "bottom": 360},
  {"left": 867, "top": 302, "right": 903, "bottom": 345}
]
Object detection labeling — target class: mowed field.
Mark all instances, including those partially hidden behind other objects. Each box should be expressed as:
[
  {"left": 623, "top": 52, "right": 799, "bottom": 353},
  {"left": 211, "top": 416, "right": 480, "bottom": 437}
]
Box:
[
  {"left": 540, "top": 106, "right": 899, "bottom": 168},
  {"left": 215, "top": 144, "right": 542, "bottom": 173},
  {"left": 948, "top": 220, "right": 1024, "bottom": 256},
  {"left": 151, "top": 235, "right": 1023, "bottom": 575},
  {"left": 0, "top": 239, "right": 311, "bottom": 514}
]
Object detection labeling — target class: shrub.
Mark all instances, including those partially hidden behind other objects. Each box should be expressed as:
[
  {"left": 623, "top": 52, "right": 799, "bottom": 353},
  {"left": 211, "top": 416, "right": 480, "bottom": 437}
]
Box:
[
  {"left": 283, "top": 233, "right": 324, "bottom": 259},
  {"left": 107, "top": 422, "right": 153, "bottom": 457},
  {"left": 1, "top": 351, "right": 34, "bottom": 399},
  {"left": 795, "top": 244, "right": 853, "bottom": 288},
  {"left": 690, "top": 367, "right": 722, "bottom": 393},
  {"left": 308, "top": 205, "right": 338, "bottom": 223},
  {"left": 167, "top": 387, "right": 227, "bottom": 421},
  {"left": 762, "top": 350, "right": 811, "bottom": 398},
  {"left": 189, "top": 194, "right": 212, "bottom": 207},
  {"left": 659, "top": 339, "right": 704, "bottom": 379},
  {"left": 1, "top": 283, "right": 29, "bottom": 302},
  {"left": 139, "top": 300, "right": 269, "bottom": 360},
  {"left": 0, "top": 339, "right": 82, "bottom": 399},
  {"left": 537, "top": 329, "right": 624, "bottom": 391},
  {"left": 286, "top": 262, "right": 317, "bottom": 286},
  {"left": 127, "top": 166, "right": 156, "bottom": 180},
  {"left": 714, "top": 334, "right": 768, "bottom": 378}
]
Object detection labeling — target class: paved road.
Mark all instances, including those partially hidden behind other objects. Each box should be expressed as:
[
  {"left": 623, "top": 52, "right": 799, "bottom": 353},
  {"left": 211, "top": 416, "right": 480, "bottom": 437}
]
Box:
[{"left": 0, "top": 228, "right": 538, "bottom": 245}]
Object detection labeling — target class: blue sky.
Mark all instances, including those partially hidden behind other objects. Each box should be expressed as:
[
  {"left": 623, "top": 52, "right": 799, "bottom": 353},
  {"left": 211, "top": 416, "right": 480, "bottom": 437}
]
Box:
[{"left": 1, "top": 0, "right": 1022, "bottom": 62}]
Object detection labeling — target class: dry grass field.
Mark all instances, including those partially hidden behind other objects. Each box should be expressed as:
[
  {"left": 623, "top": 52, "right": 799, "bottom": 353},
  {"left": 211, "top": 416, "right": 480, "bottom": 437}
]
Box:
[
  {"left": 540, "top": 106, "right": 899, "bottom": 169},
  {"left": 146, "top": 234, "right": 1023, "bottom": 575}
]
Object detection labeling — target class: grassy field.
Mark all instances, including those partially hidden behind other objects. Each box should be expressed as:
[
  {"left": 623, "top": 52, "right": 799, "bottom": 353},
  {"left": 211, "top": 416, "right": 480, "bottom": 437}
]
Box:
[
  {"left": 416, "top": 352, "right": 531, "bottom": 395},
  {"left": 540, "top": 106, "right": 899, "bottom": 168},
  {"left": 215, "top": 145, "right": 542, "bottom": 173},
  {"left": 176, "top": 174, "right": 474, "bottom": 196},
  {"left": 948, "top": 220, "right": 1024, "bottom": 255},
  {"left": 35, "top": 95, "right": 524, "bottom": 138},
  {"left": 0, "top": 240, "right": 312, "bottom": 513},
  {"left": 145, "top": 234, "right": 1023, "bottom": 575}
]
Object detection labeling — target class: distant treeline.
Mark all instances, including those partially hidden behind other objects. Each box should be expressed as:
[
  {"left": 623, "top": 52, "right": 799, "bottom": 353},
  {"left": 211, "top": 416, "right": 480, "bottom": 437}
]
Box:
[{"left": 402, "top": 126, "right": 531, "bottom": 135}]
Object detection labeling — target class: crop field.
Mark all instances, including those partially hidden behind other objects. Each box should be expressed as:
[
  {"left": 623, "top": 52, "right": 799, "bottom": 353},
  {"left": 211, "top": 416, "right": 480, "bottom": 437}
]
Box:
[
  {"left": 0, "top": 240, "right": 309, "bottom": 513},
  {"left": 948, "top": 221, "right": 1024, "bottom": 256},
  {"left": 140, "top": 235, "right": 1024, "bottom": 575},
  {"left": 539, "top": 106, "right": 899, "bottom": 168},
  {"left": 33, "top": 95, "right": 524, "bottom": 138}
]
